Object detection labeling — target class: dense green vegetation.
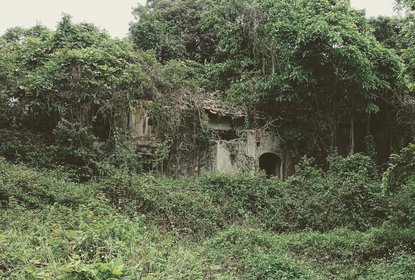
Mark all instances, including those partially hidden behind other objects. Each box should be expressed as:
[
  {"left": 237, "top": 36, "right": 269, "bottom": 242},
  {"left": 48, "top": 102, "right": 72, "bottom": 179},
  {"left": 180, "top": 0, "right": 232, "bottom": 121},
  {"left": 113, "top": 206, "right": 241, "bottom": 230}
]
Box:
[
  {"left": 130, "top": 0, "right": 411, "bottom": 161},
  {"left": 1, "top": 0, "right": 415, "bottom": 279},
  {"left": 1, "top": 145, "right": 415, "bottom": 278}
]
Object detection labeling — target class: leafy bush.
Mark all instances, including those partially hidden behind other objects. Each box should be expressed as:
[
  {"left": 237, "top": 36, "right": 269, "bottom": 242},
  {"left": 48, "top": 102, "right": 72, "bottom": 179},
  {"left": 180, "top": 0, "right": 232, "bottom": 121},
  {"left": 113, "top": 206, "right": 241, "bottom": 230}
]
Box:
[
  {"left": 260, "top": 154, "right": 385, "bottom": 232},
  {"left": 1, "top": 160, "right": 414, "bottom": 279},
  {"left": 0, "top": 129, "right": 55, "bottom": 168},
  {"left": 0, "top": 158, "right": 98, "bottom": 208},
  {"left": 52, "top": 119, "right": 104, "bottom": 181},
  {"left": 0, "top": 122, "right": 105, "bottom": 182},
  {"left": 204, "top": 226, "right": 323, "bottom": 279},
  {"left": 199, "top": 172, "right": 278, "bottom": 220},
  {"left": 99, "top": 170, "right": 221, "bottom": 235},
  {"left": 0, "top": 199, "right": 172, "bottom": 279},
  {"left": 387, "top": 176, "right": 415, "bottom": 228},
  {"left": 328, "top": 152, "right": 379, "bottom": 180},
  {"left": 198, "top": 154, "right": 386, "bottom": 233},
  {"left": 383, "top": 144, "right": 415, "bottom": 228},
  {"left": 281, "top": 227, "right": 415, "bottom": 265},
  {"left": 364, "top": 254, "right": 415, "bottom": 280},
  {"left": 324, "top": 153, "right": 386, "bottom": 230},
  {"left": 383, "top": 143, "right": 415, "bottom": 192},
  {"left": 262, "top": 157, "right": 329, "bottom": 232}
]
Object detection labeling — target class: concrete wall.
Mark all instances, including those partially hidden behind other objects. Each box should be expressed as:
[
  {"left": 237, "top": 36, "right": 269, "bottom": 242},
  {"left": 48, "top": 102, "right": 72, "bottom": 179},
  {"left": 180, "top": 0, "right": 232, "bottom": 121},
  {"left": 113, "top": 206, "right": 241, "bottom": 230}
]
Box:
[
  {"left": 210, "top": 129, "right": 284, "bottom": 177},
  {"left": 127, "top": 108, "right": 156, "bottom": 150},
  {"left": 214, "top": 140, "right": 240, "bottom": 173},
  {"left": 124, "top": 106, "right": 286, "bottom": 178},
  {"left": 129, "top": 109, "right": 152, "bottom": 139}
]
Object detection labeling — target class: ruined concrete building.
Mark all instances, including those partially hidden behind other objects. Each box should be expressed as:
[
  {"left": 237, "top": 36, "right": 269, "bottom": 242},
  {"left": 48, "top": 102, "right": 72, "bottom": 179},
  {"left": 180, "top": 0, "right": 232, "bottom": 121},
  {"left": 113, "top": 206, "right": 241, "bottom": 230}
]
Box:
[
  {"left": 203, "top": 100, "right": 285, "bottom": 178},
  {"left": 125, "top": 99, "right": 287, "bottom": 179}
]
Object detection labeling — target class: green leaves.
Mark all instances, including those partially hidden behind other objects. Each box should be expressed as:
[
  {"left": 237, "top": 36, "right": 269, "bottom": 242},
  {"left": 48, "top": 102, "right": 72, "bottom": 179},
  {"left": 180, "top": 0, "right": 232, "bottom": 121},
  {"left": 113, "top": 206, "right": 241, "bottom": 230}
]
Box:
[{"left": 0, "top": 15, "right": 166, "bottom": 130}]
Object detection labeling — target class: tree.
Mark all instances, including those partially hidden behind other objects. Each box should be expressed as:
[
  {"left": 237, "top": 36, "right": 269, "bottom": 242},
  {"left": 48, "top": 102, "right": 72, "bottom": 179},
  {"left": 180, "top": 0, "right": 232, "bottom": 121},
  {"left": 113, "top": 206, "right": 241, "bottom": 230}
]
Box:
[
  {"left": 396, "top": 0, "right": 415, "bottom": 10},
  {"left": 198, "top": 0, "right": 400, "bottom": 156},
  {"left": 128, "top": 0, "right": 403, "bottom": 159},
  {"left": 0, "top": 16, "right": 164, "bottom": 133},
  {"left": 369, "top": 16, "right": 404, "bottom": 51},
  {"left": 129, "top": 0, "right": 218, "bottom": 63}
]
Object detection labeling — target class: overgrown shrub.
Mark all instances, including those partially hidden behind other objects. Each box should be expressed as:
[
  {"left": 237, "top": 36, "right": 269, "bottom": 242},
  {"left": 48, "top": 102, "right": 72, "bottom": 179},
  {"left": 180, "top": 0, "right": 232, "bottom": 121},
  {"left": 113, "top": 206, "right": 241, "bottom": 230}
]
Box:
[
  {"left": 263, "top": 157, "right": 329, "bottom": 232},
  {"left": 52, "top": 119, "right": 103, "bottom": 181},
  {"left": 387, "top": 176, "right": 415, "bottom": 228},
  {"left": 0, "top": 129, "right": 54, "bottom": 168},
  {"left": 198, "top": 154, "right": 386, "bottom": 233},
  {"left": 261, "top": 154, "right": 385, "bottom": 232},
  {"left": 383, "top": 143, "right": 415, "bottom": 192},
  {"left": 204, "top": 226, "right": 323, "bottom": 279},
  {"left": 0, "top": 199, "right": 172, "bottom": 279},
  {"left": 324, "top": 153, "right": 386, "bottom": 230},
  {"left": 0, "top": 121, "right": 105, "bottom": 182},
  {"left": 364, "top": 253, "right": 415, "bottom": 280},
  {"left": 1, "top": 157, "right": 415, "bottom": 279},
  {"left": 383, "top": 144, "right": 415, "bottom": 228},
  {"left": 0, "top": 157, "right": 98, "bottom": 208},
  {"left": 198, "top": 172, "right": 277, "bottom": 220},
  {"left": 282, "top": 226, "right": 415, "bottom": 265},
  {"left": 99, "top": 170, "right": 221, "bottom": 235}
]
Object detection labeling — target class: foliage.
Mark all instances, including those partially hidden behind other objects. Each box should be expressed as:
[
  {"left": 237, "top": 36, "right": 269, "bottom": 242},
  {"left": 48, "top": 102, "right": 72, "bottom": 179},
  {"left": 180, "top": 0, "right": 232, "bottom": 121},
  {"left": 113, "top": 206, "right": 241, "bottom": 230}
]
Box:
[
  {"left": 387, "top": 175, "right": 415, "bottom": 228},
  {"left": 0, "top": 157, "right": 97, "bottom": 208},
  {"left": 323, "top": 154, "right": 385, "bottom": 230},
  {"left": 1, "top": 2, "right": 415, "bottom": 279},
  {"left": 130, "top": 0, "right": 217, "bottom": 63},
  {"left": 129, "top": 0, "right": 404, "bottom": 161},
  {"left": 364, "top": 253, "right": 415, "bottom": 280},
  {"left": 396, "top": 0, "right": 415, "bottom": 11},
  {"left": 0, "top": 15, "right": 217, "bottom": 178},
  {"left": 204, "top": 226, "right": 322, "bottom": 279},
  {"left": 52, "top": 119, "right": 103, "bottom": 181},
  {"left": 1, "top": 157, "right": 415, "bottom": 279},
  {"left": 203, "top": 225, "right": 415, "bottom": 279},
  {"left": 383, "top": 143, "right": 415, "bottom": 191},
  {"left": 99, "top": 170, "right": 221, "bottom": 235},
  {"left": 97, "top": 153, "right": 387, "bottom": 236},
  {"left": 383, "top": 144, "right": 415, "bottom": 228},
  {"left": 369, "top": 16, "right": 404, "bottom": 51},
  {"left": 0, "top": 200, "right": 167, "bottom": 279},
  {"left": 199, "top": 172, "right": 274, "bottom": 220},
  {"left": 259, "top": 154, "right": 384, "bottom": 232},
  {"left": 0, "top": 16, "right": 171, "bottom": 179}
]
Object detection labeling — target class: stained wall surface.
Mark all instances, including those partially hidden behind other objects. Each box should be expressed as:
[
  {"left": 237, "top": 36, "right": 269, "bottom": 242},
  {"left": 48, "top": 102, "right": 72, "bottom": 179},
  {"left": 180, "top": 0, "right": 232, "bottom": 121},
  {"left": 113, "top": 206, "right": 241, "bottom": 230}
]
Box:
[{"left": 210, "top": 130, "right": 283, "bottom": 177}]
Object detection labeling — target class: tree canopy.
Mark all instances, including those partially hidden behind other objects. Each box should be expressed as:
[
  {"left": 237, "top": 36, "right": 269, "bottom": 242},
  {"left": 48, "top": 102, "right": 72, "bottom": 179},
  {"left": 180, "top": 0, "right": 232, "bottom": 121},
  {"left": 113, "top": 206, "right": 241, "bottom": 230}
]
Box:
[{"left": 129, "top": 0, "right": 405, "bottom": 159}]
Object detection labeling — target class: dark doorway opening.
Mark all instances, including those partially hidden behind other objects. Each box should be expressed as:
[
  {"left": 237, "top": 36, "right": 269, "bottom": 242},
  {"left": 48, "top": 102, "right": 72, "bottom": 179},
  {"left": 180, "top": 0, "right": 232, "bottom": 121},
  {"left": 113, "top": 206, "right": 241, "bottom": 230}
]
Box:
[
  {"left": 259, "top": 153, "right": 281, "bottom": 177},
  {"left": 92, "top": 112, "right": 111, "bottom": 141}
]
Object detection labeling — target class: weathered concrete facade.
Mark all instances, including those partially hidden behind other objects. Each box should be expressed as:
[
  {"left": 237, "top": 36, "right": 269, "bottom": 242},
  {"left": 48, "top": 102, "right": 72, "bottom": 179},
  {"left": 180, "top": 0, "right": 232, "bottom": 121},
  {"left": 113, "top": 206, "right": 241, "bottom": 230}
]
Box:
[
  {"left": 127, "top": 108, "right": 156, "bottom": 157},
  {"left": 126, "top": 100, "right": 286, "bottom": 178},
  {"left": 204, "top": 100, "right": 285, "bottom": 178},
  {"left": 209, "top": 130, "right": 284, "bottom": 178}
]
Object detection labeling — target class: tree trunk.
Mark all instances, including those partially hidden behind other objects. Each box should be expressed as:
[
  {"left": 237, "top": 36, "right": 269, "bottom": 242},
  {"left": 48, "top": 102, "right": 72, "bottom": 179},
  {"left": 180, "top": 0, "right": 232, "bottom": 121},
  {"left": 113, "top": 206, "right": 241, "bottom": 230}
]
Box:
[
  {"left": 331, "top": 119, "right": 337, "bottom": 152},
  {"left": 331, "top": 67, "right": 339, "bottom": 152},
  {"left": 271, "top": 50, "right": 276, "bottom": 75},
  {"left": 366, "top": 114, "right": 371, "bottom": 136},
  {"left": 350, "top": 112, "right": 355, "bottom": 155}
]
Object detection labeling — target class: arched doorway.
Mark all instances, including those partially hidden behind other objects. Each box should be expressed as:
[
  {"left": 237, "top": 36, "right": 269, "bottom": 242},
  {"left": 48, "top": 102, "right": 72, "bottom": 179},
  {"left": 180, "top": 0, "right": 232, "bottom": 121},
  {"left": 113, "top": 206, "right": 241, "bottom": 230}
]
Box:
[{"left": 259, "top": 153, "right": 281, "bottom": 177}]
